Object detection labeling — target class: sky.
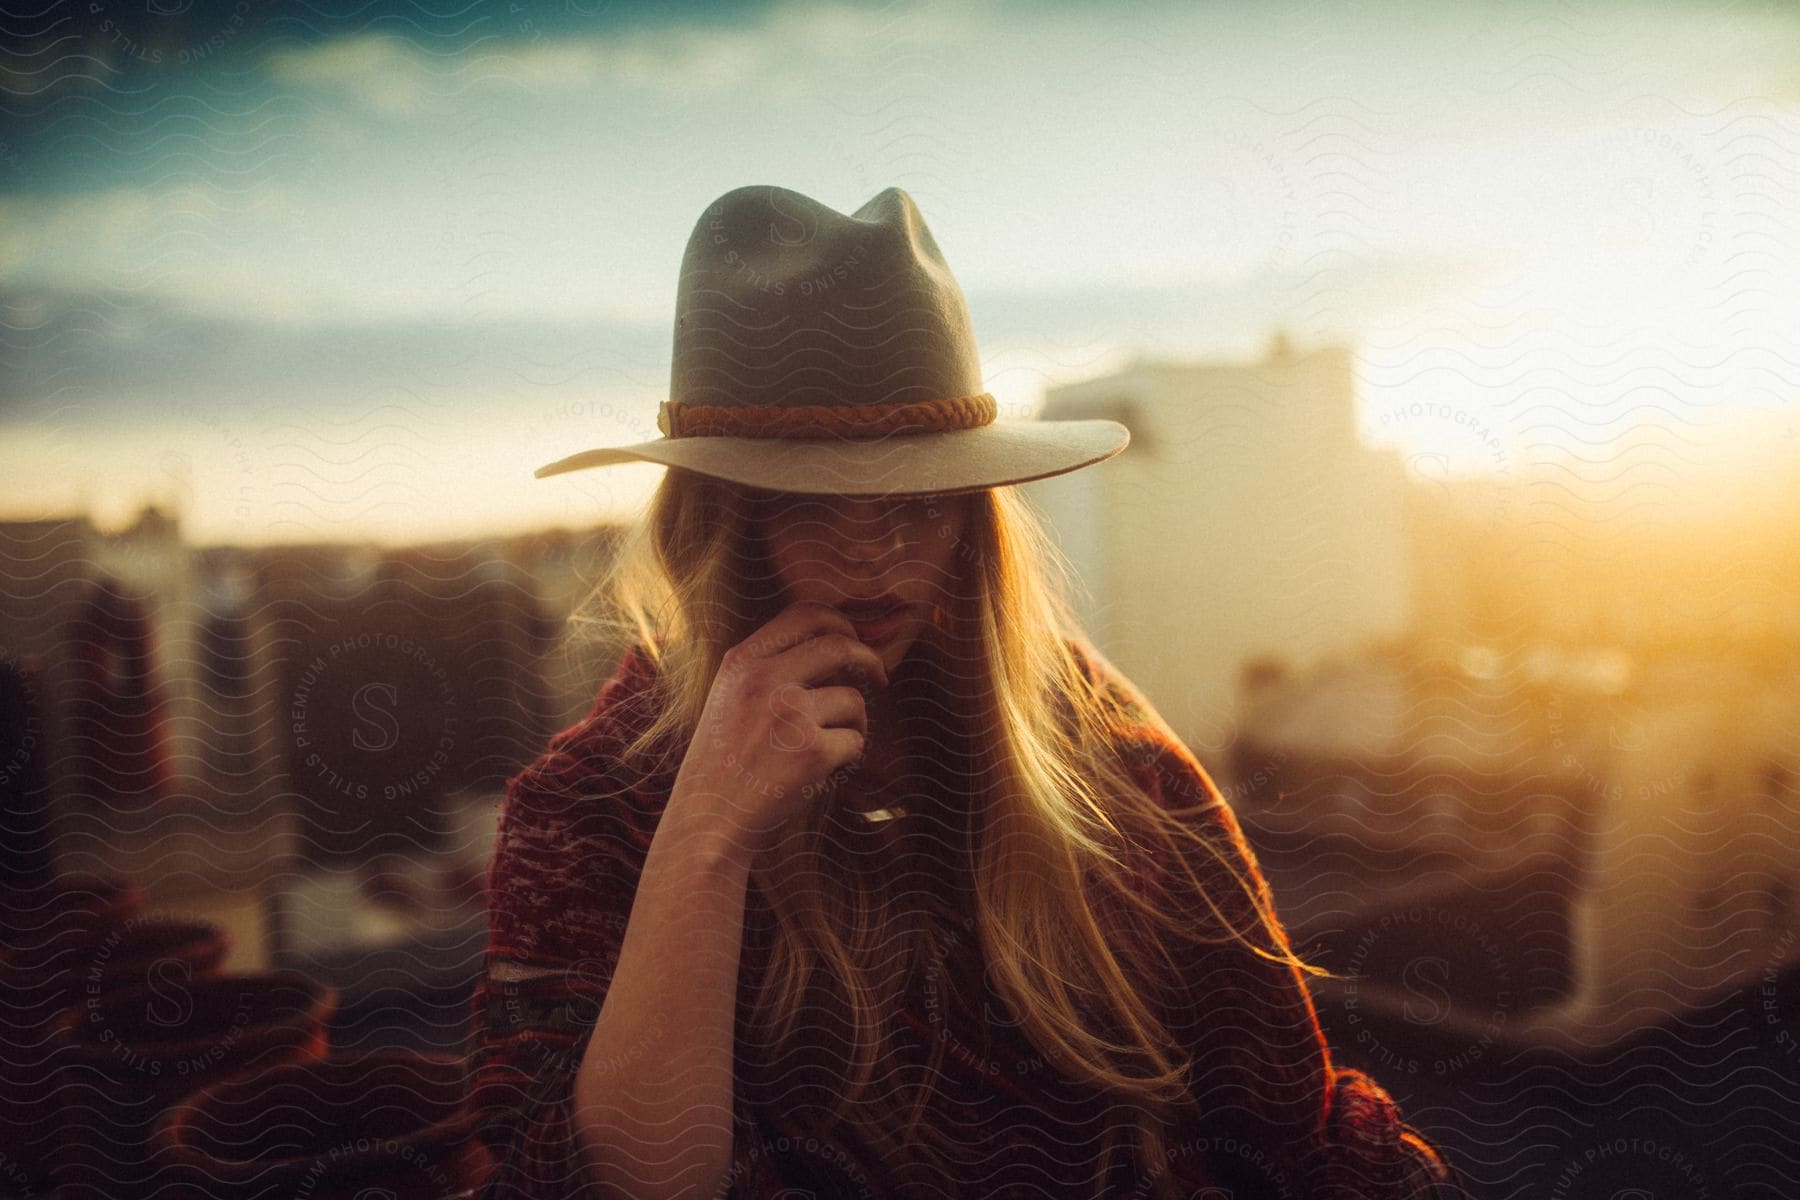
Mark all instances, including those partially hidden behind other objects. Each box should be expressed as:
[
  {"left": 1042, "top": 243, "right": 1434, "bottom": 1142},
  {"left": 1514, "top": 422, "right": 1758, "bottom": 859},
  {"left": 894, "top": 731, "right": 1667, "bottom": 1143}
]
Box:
[{"left": 2, "top": 0, "right": 1798, "bottom": 545}]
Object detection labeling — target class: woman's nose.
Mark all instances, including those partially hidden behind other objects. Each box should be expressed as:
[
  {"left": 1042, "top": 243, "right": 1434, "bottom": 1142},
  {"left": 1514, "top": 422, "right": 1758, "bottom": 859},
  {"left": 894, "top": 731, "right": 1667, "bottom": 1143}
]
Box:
[
  {"left": 832, "top": 504, "right": 906, "bottom": 559},
  {"left": 839, "top": 525, "right": 905, "bottom": 562}
]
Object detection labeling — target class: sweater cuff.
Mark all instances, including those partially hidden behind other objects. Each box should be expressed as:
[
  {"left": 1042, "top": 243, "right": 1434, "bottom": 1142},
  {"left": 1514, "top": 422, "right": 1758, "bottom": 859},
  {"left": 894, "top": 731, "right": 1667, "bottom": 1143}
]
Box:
[{"left": 1305, "top": 1066, "right": 1461, "bottom": 1199}]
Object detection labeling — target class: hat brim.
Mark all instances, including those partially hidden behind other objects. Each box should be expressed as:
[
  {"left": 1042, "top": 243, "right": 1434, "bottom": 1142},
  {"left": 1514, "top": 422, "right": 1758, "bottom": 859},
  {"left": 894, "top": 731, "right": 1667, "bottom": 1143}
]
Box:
[{"left": 532, "top": 419, "right": 1130, "bottom": 497}]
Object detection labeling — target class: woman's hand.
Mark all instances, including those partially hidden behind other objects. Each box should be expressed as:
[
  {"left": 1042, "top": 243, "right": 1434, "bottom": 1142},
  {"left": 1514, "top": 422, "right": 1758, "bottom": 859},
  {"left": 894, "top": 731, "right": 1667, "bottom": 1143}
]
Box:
[{"left": 670, "top": 601, "right": 890, "bottom": 855}]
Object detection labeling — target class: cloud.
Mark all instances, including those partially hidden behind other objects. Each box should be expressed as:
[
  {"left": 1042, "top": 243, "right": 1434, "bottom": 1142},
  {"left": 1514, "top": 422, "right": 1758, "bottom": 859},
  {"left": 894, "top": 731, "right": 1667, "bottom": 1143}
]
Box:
[
  {"left": 0, "top": 280, "right": 669, "bottom": 423},
  {"left": 263, "top": 35, "right": 450, "bottom": 118},
  {"left": 0, "top": 182, "right": 288, "bottom": 281},
  {"left": 259, "top": 0, "right": 955, "bottom": 115},
  {"left": 262, "top": 27, "right": 764, "bottom": 114}
]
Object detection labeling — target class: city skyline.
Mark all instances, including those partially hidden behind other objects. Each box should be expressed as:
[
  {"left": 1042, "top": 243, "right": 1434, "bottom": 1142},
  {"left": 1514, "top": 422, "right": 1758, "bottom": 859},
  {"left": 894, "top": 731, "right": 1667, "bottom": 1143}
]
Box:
[{"left": 5, "top": 0, "right": 1798, "bottom": 543}]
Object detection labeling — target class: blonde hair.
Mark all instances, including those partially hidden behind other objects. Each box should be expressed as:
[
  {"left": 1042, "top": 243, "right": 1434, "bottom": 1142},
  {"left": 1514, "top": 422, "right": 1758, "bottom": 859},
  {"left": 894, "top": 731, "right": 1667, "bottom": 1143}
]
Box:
[{"left": 562, "top": 468, "right": 1333, "bottom": 1197}]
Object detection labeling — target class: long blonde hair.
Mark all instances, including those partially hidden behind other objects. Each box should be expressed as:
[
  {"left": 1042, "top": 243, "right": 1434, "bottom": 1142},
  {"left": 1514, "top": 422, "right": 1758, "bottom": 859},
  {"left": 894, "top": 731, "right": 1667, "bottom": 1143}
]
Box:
[{"left": 561, "top": 468, "right": 1333, "bottom": 1197}]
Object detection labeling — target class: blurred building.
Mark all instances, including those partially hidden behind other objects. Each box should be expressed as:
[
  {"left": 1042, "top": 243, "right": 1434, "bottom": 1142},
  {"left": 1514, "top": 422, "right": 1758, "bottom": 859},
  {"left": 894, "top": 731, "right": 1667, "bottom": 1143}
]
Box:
[
  {"left": 251, "top": 526, "right": 626, "bottom": 867},
  {"left": 0, "top": 516, "right": 96, "bottom": 679},
  {"left": 1023, "top": 335, "right": 1410, "bottom": 753},
  {"left": 1232, "top": 642, "right": 1598, "bottom": 875},
  {"left": 1407, "top": 469, "right": 1800, "bottom": 650},
  {"left": 1236, "top": 637, "right": 1800, "bottom": 1052},
  {"left": 0, "top": 506, "right": 626, "bottom": 896},
  {"left": 0, "top": 507, "right": 293, "bottom": 924},
  {"left": 1560, "top": 651, "right": 1800, "bottom": 1035}
]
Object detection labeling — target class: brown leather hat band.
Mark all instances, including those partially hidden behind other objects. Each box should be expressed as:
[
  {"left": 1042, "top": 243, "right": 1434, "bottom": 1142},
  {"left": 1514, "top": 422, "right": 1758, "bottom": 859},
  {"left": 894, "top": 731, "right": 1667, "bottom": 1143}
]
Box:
[{"left": 657, "top": 392, "right": 996, "bottom": 439}]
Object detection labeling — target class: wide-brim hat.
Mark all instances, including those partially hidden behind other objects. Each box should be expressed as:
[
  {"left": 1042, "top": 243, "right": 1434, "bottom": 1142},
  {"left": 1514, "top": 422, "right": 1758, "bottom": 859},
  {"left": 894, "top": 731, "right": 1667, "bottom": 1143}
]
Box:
[{"left": 533, "top": 185, "right": 1129, "bottom": 497}]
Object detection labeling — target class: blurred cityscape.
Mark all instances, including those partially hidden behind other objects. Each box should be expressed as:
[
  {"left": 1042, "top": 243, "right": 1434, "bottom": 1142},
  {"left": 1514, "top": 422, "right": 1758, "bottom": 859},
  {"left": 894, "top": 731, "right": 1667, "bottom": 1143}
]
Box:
[
  {"left": 4, "top": 336, "right": 1799, "bottom": 1195},
  {"left": 1025, "top": 335, "right": 1800, "bottom": 1054},
  {"left": 0, "top": 502, "right": 629, "bottom": 1057}
]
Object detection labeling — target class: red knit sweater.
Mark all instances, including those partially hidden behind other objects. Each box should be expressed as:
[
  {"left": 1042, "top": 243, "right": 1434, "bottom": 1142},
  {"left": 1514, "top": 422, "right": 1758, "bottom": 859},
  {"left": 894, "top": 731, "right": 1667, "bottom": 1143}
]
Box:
[{"left": 468, "top": 640, "right": 1459, "bottom": 1198}]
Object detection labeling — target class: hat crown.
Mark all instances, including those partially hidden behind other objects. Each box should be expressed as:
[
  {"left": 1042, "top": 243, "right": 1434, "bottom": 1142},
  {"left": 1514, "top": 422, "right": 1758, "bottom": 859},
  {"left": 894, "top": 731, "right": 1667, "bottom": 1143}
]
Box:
[{"left": 670, "top": 185, "right": 985, "bottom": 416}]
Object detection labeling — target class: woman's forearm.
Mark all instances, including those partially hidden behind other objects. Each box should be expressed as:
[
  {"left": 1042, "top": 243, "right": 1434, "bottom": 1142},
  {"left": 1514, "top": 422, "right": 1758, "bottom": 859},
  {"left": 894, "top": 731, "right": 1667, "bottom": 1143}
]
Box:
[{"left": 571, "top": 788, "right": 756, "bottom": 1199}]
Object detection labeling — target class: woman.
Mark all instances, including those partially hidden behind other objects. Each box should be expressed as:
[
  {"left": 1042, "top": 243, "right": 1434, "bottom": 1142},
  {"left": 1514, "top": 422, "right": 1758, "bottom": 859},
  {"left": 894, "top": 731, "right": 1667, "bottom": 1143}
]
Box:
[{"left": 469, "top": 185, "right": 1460, "bottom": 1198}]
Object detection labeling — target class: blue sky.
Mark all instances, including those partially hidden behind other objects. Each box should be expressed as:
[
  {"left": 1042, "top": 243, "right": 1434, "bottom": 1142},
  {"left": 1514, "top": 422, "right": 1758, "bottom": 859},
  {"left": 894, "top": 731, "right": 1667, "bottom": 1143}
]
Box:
[{"left": 3, "top": 0, "right": 1797, "bottom": 544}]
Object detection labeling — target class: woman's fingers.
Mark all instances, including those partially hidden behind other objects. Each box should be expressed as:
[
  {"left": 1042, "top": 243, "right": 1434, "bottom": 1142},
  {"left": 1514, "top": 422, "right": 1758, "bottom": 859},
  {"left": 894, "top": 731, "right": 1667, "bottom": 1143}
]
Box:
[
  {"left": 806, "top": 684, "right": 870, "bottom": 733},
  {"left": 810, "top": 725, "right": 866, "bottom": 765},
  {"left": 733, "top": 600, "right": 860, "bottom": 663},
  {"left": 775, "top": 632, "right": 889, "bottom": 689}
]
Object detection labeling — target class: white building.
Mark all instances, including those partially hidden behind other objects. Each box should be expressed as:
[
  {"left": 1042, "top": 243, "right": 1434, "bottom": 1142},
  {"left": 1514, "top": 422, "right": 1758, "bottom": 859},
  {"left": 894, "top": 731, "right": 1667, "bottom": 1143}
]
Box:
[
  {"left": 1237, "top": 639, "right": 1800, "bottom": 1052},
  {"left": 1545, "top": 653, "right": 1800, "bottom": 1043},
  {"left": 1022, "top": 336, "right": 1410, "bottom": 753}
]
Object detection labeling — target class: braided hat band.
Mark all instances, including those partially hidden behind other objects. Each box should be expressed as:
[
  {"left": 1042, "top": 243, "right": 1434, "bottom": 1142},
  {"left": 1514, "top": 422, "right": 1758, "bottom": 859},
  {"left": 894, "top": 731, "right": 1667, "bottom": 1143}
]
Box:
[{"left": 656, "top": 393, "right": 997, "bottom": 440}]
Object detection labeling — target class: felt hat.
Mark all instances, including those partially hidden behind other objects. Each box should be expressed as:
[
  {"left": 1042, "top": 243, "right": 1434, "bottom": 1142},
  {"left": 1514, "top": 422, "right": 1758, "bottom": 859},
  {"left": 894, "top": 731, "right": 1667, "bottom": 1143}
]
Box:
[{"left": 533, "top": 184, "right": 1129, "bottom": 497}]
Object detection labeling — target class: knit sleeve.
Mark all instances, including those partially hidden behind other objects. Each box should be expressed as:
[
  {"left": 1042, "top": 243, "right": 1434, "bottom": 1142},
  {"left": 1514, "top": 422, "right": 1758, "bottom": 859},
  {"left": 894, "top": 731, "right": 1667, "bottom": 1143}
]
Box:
[
  {"left": 1124, "top": 732, "right": 1461, "bottom": 1198},
  {"left": 1310, "top": 1067, "right": 1463, "bottom": 1198},
  {"left": 469, "top": 645, "right": 856, "bottom": 1200},
  {"left": 468, "top": 643, "right": 692, "bottom": 1199},
  {"left": 466, "top": 797, "right": 623, "bottom": 1199}
]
